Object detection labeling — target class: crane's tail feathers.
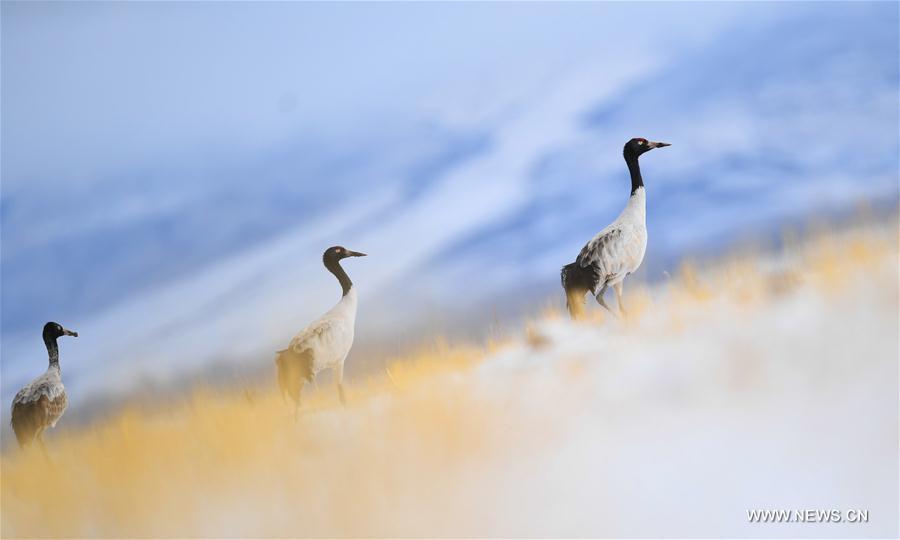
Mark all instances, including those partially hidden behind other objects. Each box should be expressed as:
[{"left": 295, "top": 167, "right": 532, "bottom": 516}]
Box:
[
  {"left": 561, "top": 262, "right": 596, "bottom": 320},
  {"left": 560, "top": 263, "right": 573, "bottom": 290},
  {"left": 565, "top": 287, "right": 588, "bottom": 320},
  {"left": 11, "top": 401, "right": 43, "bottom": 448},
  {"left": 275, "top": 348, "right": 314, "bottom": 406}
]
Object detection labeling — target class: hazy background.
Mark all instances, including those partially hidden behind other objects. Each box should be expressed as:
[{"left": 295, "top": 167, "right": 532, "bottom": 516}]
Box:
[{"left": 2, "top": 2, "right": 898, "bottom": 413}]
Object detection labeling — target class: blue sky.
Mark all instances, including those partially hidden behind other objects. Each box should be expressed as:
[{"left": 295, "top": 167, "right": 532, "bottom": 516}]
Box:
[{"left": 2, "top": 2, "right": 898, "bottom": 406}]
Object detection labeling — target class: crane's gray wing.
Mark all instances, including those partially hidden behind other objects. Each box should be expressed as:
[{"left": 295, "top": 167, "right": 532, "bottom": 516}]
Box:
[
  {"left": 576, "top": 227, "right": 624, "bottom": 272},
  {"left": 12, "top": 372, "right": 65, "bottom": 405},
  {"left": 288, "top": 318, "right": 341, "bottom": 355}
]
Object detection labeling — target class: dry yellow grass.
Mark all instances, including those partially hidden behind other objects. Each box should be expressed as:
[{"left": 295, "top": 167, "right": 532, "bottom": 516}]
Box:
[
  {"left": 2, "top": 215, "right": 897, "bottom": 538},
  {"left": 1, "top": 337, "right": 526, "bottom": 538}
]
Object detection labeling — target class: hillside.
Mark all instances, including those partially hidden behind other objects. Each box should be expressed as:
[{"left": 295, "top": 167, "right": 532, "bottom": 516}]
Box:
[{"left": 1, "top": 219, "right": 897, "bottom": 538}]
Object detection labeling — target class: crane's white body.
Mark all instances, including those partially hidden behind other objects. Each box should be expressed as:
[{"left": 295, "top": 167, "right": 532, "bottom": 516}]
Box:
[
  {"left": 287, "top": 287, "right": 357, "bottom": 378},
  {"left": 578, "top": 187, "right": 648, "bottom": 288}
]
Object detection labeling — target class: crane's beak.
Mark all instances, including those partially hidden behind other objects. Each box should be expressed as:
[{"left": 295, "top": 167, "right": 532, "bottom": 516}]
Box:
[
  {"left": 347, "top": 250, "right": 367, "bottom": 257},
  {"left": 63, "top": 328, "right": 78, "bottom": 337},
  {"left": 649, "top": 141, "right": 671, "bottom": 149}
]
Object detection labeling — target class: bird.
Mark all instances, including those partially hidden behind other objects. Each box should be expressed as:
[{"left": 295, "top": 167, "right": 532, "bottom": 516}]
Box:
[
  {"left": 11, "top": 321, "right": 78, "bottom": 451},
  {"left": 561, "top": 137, "right": 670, "bottom": 319},
  {"left": 276, "top": 246, "right": 366, "bottom": 413}
]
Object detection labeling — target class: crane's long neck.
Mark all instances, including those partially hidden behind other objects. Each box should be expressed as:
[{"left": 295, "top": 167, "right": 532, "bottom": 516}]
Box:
[
  {"left": 626, "top": 155, "right": 643, "bottom": 196},
  {"left": 325, "top": 258, "right": 353, "bottom": 297},
  {"left": 44, "top": 335, "right": 60, "bottom": 368}
]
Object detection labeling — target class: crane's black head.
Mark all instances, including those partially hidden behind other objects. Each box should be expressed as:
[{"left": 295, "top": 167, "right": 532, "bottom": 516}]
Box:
[
  {"left": 43, "top": 321, "right": 78, "bottom": 340},
  {"left": 323, "top": 246, "right": 366, "bottom": 296},
  {"left": 623, "top": 137, "right": 671, "bottom": 160},
  {"left": 323, "top": 246, "right": 367, "bottom": 263}
]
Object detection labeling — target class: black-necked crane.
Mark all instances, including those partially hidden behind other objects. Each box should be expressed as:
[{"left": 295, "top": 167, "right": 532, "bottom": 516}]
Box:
[
  {"left": 276, "top": 246, "right": 366, "bottom": 413},
  {"left": 561, "top": 137, "right": 670, "bottom": 319},
  {"left": 11, "top": 322, "right": 78, "bottom": 450}
]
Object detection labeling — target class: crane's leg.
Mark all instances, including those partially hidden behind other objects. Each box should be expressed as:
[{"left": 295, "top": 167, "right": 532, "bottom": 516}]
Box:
[
  {"left": 334, "top": 364, "right": 346, "bottom": 405},
  {"left": 595, "top": 283, "right": 613, "bottom": 313},
  {"left": 613, "top": 281, "right": 627, "bottom": 317},
  {"left": 288, "top": 380, "right": 300, "bottom": 421},
  {"left": 36, "top": 430, "right": 51, "bottom": 462}
]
